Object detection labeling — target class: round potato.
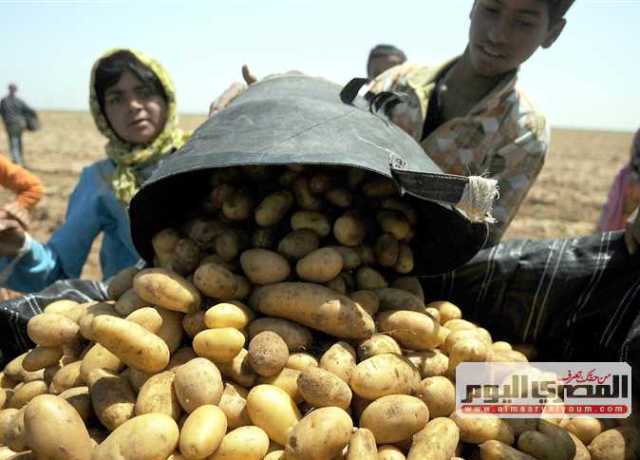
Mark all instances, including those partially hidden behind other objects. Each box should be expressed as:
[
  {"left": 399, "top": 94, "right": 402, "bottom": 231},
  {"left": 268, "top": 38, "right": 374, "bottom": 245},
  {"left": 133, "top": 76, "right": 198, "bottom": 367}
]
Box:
[
  {"left": 246, "top": 385, "right": 301, "bottom": 445},
  {"left": 360, "top": 394, "right": 429, "bottom": 443},
  {"left": 297, "top": 367, "right": 352, "bottom": 410},
  {"left": 88, "top": 369, "right": 136, "bottom": 431},
  {"left": 416, "top": 376, "right": 456, "bottom": 418},
  {"left": 209, "top": 425, "right": 270, "bottom": 460},
  {"left": 135, "top": 371, "right": 181, "bottom": 420},
  {"left": 285, "top": 407, "right": 353, "bottom": 460},
  {"left": 9, "top": 380, "right": 48, "bottom": 409},
  {"left": 377, "top": 310, "right": 441, "bottom": 350},
  {"left": 193, "top": 328, "right": 245, "bottom": 363},
  {"left": 125, "top": 307, "right": 163, "bottom": 333},
  {"left": 24, "top": 394, "right": 92, "bottom": 460},
  {"left": 248, "top": 318, "right": 312, "bottom": 352},
  {"left": 248, "top": 332, "right": 289, "bottom": 377},
  {"left": 357, "top": 334, "right": 402, "bottom": 361},
  {"left": 286, "top": 353, "right": 318, "bottom": 371},
  {"left": 333, "top": 212, "right": 366, "bottom": 247},
  {"left": 450, "top": 412, "right": 514, "bottom": 445},
  {"left": 50, "top": 360, "right": 84, "bottom": 395},
  {"left": 134, "top": 268, "right": 201, "bottom": 313},
  {"left": 290, "top": 211, "right": 331, "bottom": 238},
  {"left": 173, "top": 357, "right": 224, "bottom": 413},
  {"left": 379, "top": 445, "right": 407, "bottom": 460},
  {"left": 182, "top": 311, "right": 206, "bottom": 338},
  {"left": 27, "top": 313, "right": 79, "bottom": 347},
  {"left": 296, "top": 248, "right": 343, "bottom": 283},
  {"left": 240, "top": 249, "right": 291, "bottom": 285},
  {"left": 356, "top": 266, "right": 388, "bottom": 290},
  {"left": 478, "top": 440, "right": 537, "bottom": 460},
  {"left": 193, "top": 262, "right": 238, "bottom": 300},
  {"left": 179, "top": 405, "right": 227, "bottom": 459},
  {"left": 92, "top": 413, "right": 179, "bottom": 460},
  {"left": 204, "top": 302, "right": 254, "bottom": 330},
  {"left": 320, "top": 341, "right": 357, "bottom": 383},
  {"left": 350, "top": 353, "right": 420, "bottom": 400},
  {"left": 255, "top": 190, "right": 294, "bottom": 227},
  {"left": 277, "top": 230, "right": 320, "bottom": 260}
]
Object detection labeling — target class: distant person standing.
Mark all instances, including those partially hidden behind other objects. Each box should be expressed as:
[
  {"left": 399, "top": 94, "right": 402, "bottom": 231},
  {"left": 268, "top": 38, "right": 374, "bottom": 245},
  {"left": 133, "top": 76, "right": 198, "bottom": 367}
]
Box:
[
  {"left": 0, "top": 83, "right": 38, "bottom": 167},
  {"left": 598, "top": 128, "right": 640, "bottom": 232},
  {"left": 366, "top": 44, "right": 407, "bottom": 79}
]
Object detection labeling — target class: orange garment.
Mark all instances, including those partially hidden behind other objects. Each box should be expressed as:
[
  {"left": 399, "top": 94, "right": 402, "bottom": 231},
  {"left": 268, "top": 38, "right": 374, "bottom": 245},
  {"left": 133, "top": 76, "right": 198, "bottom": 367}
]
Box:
[{"left": 0, "top": 155, "right": 43, "bottom": 209}]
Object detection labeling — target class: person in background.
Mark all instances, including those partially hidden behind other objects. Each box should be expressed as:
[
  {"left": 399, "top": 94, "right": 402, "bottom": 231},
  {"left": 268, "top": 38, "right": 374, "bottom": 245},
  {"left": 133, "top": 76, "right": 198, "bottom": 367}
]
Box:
[
  {"left": 598, "top": 128, "right": 640, "bottom": 232},
  {"left": 367, "top": 0, "right": 573, "bottom": 244},
  {"left": 0, "top": 83, "right": 38, "bottom": 167},
  {"left": 0, "top": 48, "right": 190, "bottom": 293},
  {"left": 366, "top": 44, "right": 407, "bottom": 79}
]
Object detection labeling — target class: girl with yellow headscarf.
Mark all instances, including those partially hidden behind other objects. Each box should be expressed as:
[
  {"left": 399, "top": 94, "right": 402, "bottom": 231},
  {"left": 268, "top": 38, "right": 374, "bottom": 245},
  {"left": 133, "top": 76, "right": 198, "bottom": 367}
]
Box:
[{"left": 0, "top": 49, "right": 190, "bottom": 292}]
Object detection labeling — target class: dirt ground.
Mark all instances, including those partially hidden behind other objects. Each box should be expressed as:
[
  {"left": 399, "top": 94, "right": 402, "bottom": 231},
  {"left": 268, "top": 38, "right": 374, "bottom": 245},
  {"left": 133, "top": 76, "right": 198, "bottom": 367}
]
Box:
[{"left": 0, "top": 111, "right": 634, "bottom": 282}]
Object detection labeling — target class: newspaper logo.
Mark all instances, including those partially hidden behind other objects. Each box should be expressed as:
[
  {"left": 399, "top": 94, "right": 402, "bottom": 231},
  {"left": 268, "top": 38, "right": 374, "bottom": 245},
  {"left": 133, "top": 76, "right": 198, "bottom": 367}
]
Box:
[{"left": 456, "top": 362, "right": 632, "bottom": 418}]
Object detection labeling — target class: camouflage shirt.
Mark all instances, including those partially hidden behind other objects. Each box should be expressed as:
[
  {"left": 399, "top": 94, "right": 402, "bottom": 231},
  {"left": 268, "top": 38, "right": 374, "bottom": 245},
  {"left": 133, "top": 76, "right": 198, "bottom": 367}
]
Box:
[{"left": 368, "top": 59, "right": 549, "bottom": 243}]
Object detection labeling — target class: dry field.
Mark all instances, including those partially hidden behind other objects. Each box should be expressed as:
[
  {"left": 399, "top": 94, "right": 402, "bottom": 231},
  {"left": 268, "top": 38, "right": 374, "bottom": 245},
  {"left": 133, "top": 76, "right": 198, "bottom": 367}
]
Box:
[{"left": 0, "top": 111, "right": 634, "bottom": 282}]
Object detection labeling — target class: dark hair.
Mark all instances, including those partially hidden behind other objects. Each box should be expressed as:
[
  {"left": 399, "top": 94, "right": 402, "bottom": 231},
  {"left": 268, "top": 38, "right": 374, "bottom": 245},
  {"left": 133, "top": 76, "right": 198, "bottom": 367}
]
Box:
[
  {"left": 546, "top": 0, "right": 574, "bottom": 24},
  {"left": 94, "top": 50, "right": 166, "bottom": 113},
  {"left": 367, "top": 44, "right": 407, "bottom": 65}
]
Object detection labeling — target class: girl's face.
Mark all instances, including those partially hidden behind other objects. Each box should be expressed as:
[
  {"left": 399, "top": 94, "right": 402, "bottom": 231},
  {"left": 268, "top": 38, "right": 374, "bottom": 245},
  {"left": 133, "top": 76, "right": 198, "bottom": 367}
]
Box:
[{"left": 103, "top": 70, "right": 167, "bottom": 145}]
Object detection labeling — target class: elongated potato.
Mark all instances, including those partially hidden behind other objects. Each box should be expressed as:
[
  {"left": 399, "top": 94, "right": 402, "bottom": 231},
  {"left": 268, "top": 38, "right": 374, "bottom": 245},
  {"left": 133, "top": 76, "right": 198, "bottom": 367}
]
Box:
[
  {"left": 249, "top": 318, "right": 312, "bottom": 352},
  {"left": 209, "top": 425, "right": 270, "bottom": 460},
  {"left": 250, "top": 282, "right": 374, "bottom": 339},
  {"left": 107, "top": 266, "right": 140, "bottom": 300},
  {"left": 350, "top": 353, "right": 420, "bottom": 400},
  {"left": 134, "top": 268, "right": 201, "bottom": 313},
  {"left": 255, "top": 190, "right": 294, "bottom": 227},
  {"left": 92, "top": 315, "right": 170, "bottom": 373},
  {"left": 92, "top": 413, "right": 179, "bottom": 460},
  {"left": 205, "top": 302, "right": 254, "bottom": 330},
  {"left": 377, "top": 310, "right": 442, "bottom": 350},
  {"left": 49, "top": 360, "right": 83, "bottom": 395},
  {"left": 22, "top": 347, "right": 63, "bottom": 372},
  {"left": 320, "top": 342, "right": 356, "bottom": 383},
  {"left": 478, "top": 440, "right": 537, "bottom": 460},
  {"left": 125, "top": 307, "right": 163, "bottom": 333},
  {"left": 173, "top": 358, "right": 223, "bottom": 413},
  {"left": 135, "top": 371, "right": 181, "bottom": 420},
  {"left": 179, "top": 405, "right": 227, "bottom": 459},
  {"left": 78, "top": 302, "right": 118, "bottom": 340},
  {"left": 9, "top": 381, "right": 48, "bottom": 409},
  {"left": 285, "top": 407, "right": 353, "bottom": 460},
  {"left": 27, "top": 313, "right": 79, "bottom": 347},
  {"left": 240, "top": 249, "right": 291, "bottom": 285},
  {"left": 346, "top": 428, "right": 377, "bottom": 460},
  {"left": 0, "top": 408, "right": 19, "bottom": 445},
  {"left": 246, "top": 385, "right": 301, "bottom": 445},
  {"left": 193, "top": 262, "right": 238, "bottom": 300},
  {"left": 277, "top": 229, "right": 320, "bottom": 260},
  {"left": 24, "top": 394, "right": 91, "bottom": 460},
  {"left": 450, "top": 412, "right": 514, "bottom": 445},
  {"left": 88, "top": 369, "right": 136, "bottom": 431},
  {"left": 193, "top": 328, "right": 245, "bottom": 363},
  {"left": 360, "top": 394, "right": 429, "bottom": 443},
  {"left": 218, "top": 383, "right": 251, "bottom": 429},
  {"left": 297, "top": 367, "right": 352, "bottom": 410},
  {"left": 407, "top": 417, "right": 459, "bottom": 460},
  {"left": 114, "top": 288, "right": 150, "bottom": 316},
  {"left": 296, "top": 248, "right": 344, "bottom": 283}
]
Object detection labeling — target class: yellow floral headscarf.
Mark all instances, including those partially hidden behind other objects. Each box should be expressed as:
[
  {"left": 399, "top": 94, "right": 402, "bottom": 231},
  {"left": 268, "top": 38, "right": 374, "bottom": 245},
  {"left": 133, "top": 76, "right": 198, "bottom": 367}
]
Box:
[{"left": 89, "top": 48, "right": 190, "bottom": 204}]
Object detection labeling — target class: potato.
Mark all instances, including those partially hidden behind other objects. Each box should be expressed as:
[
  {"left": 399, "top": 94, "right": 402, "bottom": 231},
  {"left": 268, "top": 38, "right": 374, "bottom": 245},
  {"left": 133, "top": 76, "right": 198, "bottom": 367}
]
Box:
[
  {"left": 569, "top": 432, "right": 591, "bottom": 460},
  {"left": 3, "top": 408, "right": 26, "bottom": 452},
  {"left": 518, "top": 420, "right": 576, "bottom": 460},
  {"left": 297, "top": 367, "right": 352, "bottom": 410},
  {"left": 444, "top": 318, "right": 477, "bottom": 331},
  {"left": 79, "top": 343, "right": 123, "bottom": 383},
  {"left": 350, "top": 354, "right": 420, "bottom": 400},
  {"left": 135, "top": 371, "right": 181, "bottom": 420},
  {"left": 250, "top": 282, "right": 375, "bottom": 339},
  {"left": 134, "top": 268, "right": 201, "bottom": 313},
  {"left": 450, "top": 412, "right": 514, "bottom": 445},
  {"left": 78, "top": 302, "right": 118, "bottom": 340},
  {"left": 154, "top": 307, "right": 185, "bottom": 354},
  {"left": 125, "top": 307, "right": 163, "bottom": 333},
  {"left": 478, "top": 440, "right": 537, "bottom": 460},
  {"left": 27, "top": 313, "right": 79, "bottom": 347},
  {"left": 4, "top": 353, "right": 28, "bottom": 381},
  {"left": 183, "top": 311, "right": 206, "bottom": 338},
  {"left": 258, "top": 368, "right": 302, "bottom": 404},
  {"left": 108, "top": 266, "right": 140, "bottom": 300},
  {"left": 248, "top": 332, "right": 289, "bottom": 377},
  {"left": 172, "top": 238, "right": 201, "bottom": 274},
  {"left": 193, "top": 262, "right": 238, "bottom": 300},
  {"left": 320, "top": 341, "right": 357, "bottom": 383},
  {"left": 255, "top": 190, "right": 294, "bottom": 227},
  {"left": 88, "top": 369, "right": 136, "bottom": 431},
  {"left": 286, "top": 353, "right": 318, "bottom": 371},
  {"left": 333, "top": 212, "right": 366, "bottom": 247},
  {"left": 218, "top": 383, "right": 251, "bottom": 429},
  {"left": 217, "top": 349, "right": 257, "bottom": 388},
  {"left": 22, "top": 347, "right": 63, "bottom": 372},
  {"left": 114, "top": 288, "right": 150, "bottom": 316},
  {"left": 231, "top": 275, "right": 251, "bottom": 300},
  {"left": 223, "top": 188, "right": 253, "bottom": 221},
  {"left": 24, "top": 394, "right": 92, "bottom": 460},
  {"left": 238, "top": 249, "right": 290, "bottom": 285},
  {"left": 447, "top": 338, "right": 489, "bottom": 378},
  {"left": 285, "top": 407, "right": 353, "bottom": 460},
  {"left": 345, "top": 428, "right": 377, "bottom": 460},
  {"left": 92, "top": 315, "right": 170, "bottom": 373},
  {"left": 246, "top": 385, "right": 301, "bottom": 445},
  {"left": 356, "top": 267, "right": 388, "bottom": 290},
  {"left": 44, "top": 299, "right": 88, "bottom": 323},
  {"left": 205, "top": 302, "right": 254, "bottom": 330},
  {"left": 209, "top": 425, "right": 270, "bottom": 460},
  {"left": 391, "top": 276, "right": 424, "bottom": 301},
  {"left": 296, "top": 248, "right": 344, "bottom": 283},
  {"left": 179, "top": 405, "right": 227, "bottom": 459},
  {"left": 0, "top": 408, "right": 19, "bottom": 445},
  {"left": 377, "top": 310, "right": 442, "bottom": 350},
  {"left": 488, "top": 349, "right": 529, "bottom": 363},
  {"left": 363, "top": 178, "right": 398, "bottom": 197},
  {"left": 173, "top": 358, "right": 223, "bottom": 413},
  {"left": 357, "top": 334, "right": 402, "bottom": 361},
  {"left": 9, "top": 381, "right": 48, "bottom": 409},
  {"left": 491, "top": 341, "right": 513, "bottom": 352},
  {"left": 326, "top": 187, "right": 353, "bottom": 208},
  {"left": 263, "top": 451, "right": 285, "bottom": 460},
  {"left": 292, "top": 176, "right": 323, "bottom": 210},
  {"left": 379, "top": 445, "right": 407, "bottom": 460},
  {"left": 360, "top": 394, "right": 429, "bottom": 443},
  {"left": 167, "top": 347, "right": 198, "bottom": 371},
  {"left": 560, "top": 416, "right": 604, "bottom": 445},
  {"left": 394, "top": 243, "right": 414, "bottom": 273},
  {"left": 153, "top": 228, "right": 180, "bottom": 261},
  {"left": 407, "top": 417, "right": 459, "bottom": 460},
  {"left": 49, "top": 360, "right": 83, "bottom": 394},
  {"left": 588, "top": 426, "right": 640, "bottom": 460},
  {"left": 248, "top": 318, "right": 313, "bottom": 352},
  {"left": 0, "top": 388, "right": 10, "bottom": 409},
  {"left": 0, "top": 372, "right": 18, "bottom": 389},
  {"left": 377, "top": 210, "right": 410, "bottom": 240},
  {"left": 375, "top": 233, "right": 399, "bottom": 267},
  {"left": 215, "top": 230, "right": 244, "bottom": 262},
  {"left": 415, "top": 376, "right": 456, "bottom": 418},
  {"left": 350, "top": 290, "right": 380, "bottom": 317},
  {"left": 290, "top": 211, "right": 331, "bottom": 238},
  {"left": 375, "top": 288, "right": 426, "bottom": 313},
  {"left": 277, "top": 229, "right": 320, "bottom": 260},
  {"left": 193, "top": 328, "right": 245, "bottom": 363},
  {"left": 92, "top": 413, "right": 179, "bottom": 460},
  {"left": 443, "top": 329, "right": 490, "bottom": 354},
  {"left": 58, "top": 386, "right": 92, "bottom": 421}
]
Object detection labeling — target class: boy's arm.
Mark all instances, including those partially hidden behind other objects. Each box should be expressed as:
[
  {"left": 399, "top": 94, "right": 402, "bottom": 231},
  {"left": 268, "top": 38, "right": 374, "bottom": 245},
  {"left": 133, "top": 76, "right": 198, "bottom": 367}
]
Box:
[{"left": 0, "top": 157, "right": 44, "bottom": 209}]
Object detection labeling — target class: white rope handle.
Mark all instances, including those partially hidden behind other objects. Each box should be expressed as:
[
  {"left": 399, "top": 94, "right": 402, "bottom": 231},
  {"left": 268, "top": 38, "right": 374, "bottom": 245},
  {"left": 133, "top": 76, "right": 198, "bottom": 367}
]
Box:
[{"left": 456, "top": 176, "right": 499, "bottom": 224}]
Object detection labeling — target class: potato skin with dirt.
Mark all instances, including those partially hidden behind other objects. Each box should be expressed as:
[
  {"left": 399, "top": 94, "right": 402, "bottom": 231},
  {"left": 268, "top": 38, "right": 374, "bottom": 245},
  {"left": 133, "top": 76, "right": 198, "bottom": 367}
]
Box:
[
  {"left": 285, "top": 407, "right": 353, "bottom": 460},
  {"left": 248, "top": 331, "right": 289, "bottom": 377}
]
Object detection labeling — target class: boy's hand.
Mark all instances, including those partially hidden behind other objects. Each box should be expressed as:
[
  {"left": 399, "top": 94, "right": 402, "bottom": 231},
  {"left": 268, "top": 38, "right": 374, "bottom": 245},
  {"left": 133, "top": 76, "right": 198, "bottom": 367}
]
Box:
[
  {"left": 208, "top": 65, "right": 258, "bottom": 117},
  {"left": 0, "top": 219, "right": 26, "bottom": 257},
  {"left": 624, "top": 207, "right": 640, "bottom": 255},
  {"left": 2, "top": 202, "right": 30, "bottom": 229}
]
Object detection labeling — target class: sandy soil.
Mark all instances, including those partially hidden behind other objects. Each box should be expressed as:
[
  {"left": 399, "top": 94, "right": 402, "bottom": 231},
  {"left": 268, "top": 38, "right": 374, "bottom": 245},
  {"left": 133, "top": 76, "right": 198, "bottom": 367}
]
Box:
[{"left": 0, "top": 111, "right": 633, "bottom": 282}]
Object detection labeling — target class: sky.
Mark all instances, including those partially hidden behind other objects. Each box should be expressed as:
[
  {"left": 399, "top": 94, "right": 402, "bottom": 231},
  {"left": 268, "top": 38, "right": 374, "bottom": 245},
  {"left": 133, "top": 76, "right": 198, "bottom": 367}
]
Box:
[{"left": 0, "top": 0, "right": 638, "bottom": 132}]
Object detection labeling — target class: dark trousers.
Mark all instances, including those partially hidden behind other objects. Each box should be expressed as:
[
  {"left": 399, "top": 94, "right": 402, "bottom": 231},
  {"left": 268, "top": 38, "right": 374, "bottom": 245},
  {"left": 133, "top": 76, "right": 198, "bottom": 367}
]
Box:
[{"left": 7, "top": 128, "right": 24, "bottom": 166}]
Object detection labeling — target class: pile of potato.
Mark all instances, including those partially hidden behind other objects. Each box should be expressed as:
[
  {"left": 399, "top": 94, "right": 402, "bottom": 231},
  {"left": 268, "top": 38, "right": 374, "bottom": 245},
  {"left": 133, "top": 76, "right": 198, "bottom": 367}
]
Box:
[{"left": 0, "top": 165, "right": 637, "bottom": 460}]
